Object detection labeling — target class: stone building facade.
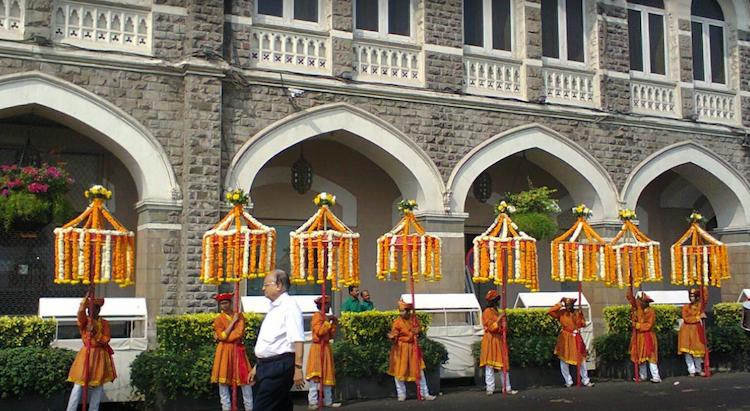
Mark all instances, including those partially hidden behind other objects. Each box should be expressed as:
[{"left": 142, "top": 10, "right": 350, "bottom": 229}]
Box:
[{"left": 1, "top": 0, "right": 749, "bottom": 336}]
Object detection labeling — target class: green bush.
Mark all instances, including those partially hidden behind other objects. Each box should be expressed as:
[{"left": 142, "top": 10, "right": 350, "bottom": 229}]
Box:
[
  {"left": 512, "top": 212, "right": 558, "bottom": 241},
  {"left": 708, "top": 303, "right": 750, "bottom": 358},
  {"left": 596, "top": 305, "right": 680, "bottom": 364},
  {"left": 0, "top": 316, "right": 56, "bottom": 349},
  {"left": 0, "top": 347, "right": 76, "bottom": 399},
  {"left": 337, "top": 310, "right": 431, "bottom": 345},
  {"left": 602, "top": 305, "right": 680, "bottom": 334},
  {"left": 156, "top": 313, "right": 262, "bottom": 353},
  {"left": 130, "top": 345, "right": 216, "bottom": 405},
  {"left": 332, "top": 311, "right": 446, "bottom": 377},
  {"left": 470, "top": 308, "right": 560, "bottom": 368}
]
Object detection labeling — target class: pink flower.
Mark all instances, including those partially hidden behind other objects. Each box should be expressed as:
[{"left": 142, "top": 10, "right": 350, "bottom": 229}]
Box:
[
  {"left": 21, "top": 166, "right": 38, "bottom": 177},
  {"left": 6, "top": 179, "right": 22, "bottom": 189},
  {"left": 0, "top": 189, "right": 7, "bottom": 197},
  {"left": 1, "top": 164, "right": 16, "bottom": 172},
  {"left": 46, "top": 166, "right": 61, "bottom": 179},
  {"left": 27, "top": 182, "right": 48, "bottom": 193}
]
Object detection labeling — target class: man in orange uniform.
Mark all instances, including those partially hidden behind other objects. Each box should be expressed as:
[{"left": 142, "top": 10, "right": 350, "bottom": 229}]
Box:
[
  {"left": 305, "top": 296, "right": 341, "bottom": 409},
  {"left": 678, "top": 287, "right": 707, "bottom": 376},
  {"left": 387, "top": 299, "right": 436, "bottom": 401},
  {"left": 548, "top": 297, "right": 593, "bottom": 387},
  {"left": 211, "top": 293, "right": 253, "bottom": 411},
  {"left": 480, "top": 290, "right": 517, "bottom": 395},
  {"left": 66, "top": 296, "right": 116, "bottom": 411},
  {"left": 627, "top": 290, "right": 661, "bottom": 383}
]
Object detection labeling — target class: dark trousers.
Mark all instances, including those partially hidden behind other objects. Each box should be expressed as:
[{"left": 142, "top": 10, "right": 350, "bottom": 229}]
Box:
[{"left": 253, "top": 353, "right": 295, "bottom": 411}]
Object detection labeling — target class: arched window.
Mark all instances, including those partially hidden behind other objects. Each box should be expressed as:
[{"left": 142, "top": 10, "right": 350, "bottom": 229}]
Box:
[
  {"left": 627, "top": 0, "right": 666, "bottom": 76},
  {"left": 541, "top": 0, "right": 585, "bottom": 63},
  {"left": 463, "top": 0, "right": 513, "bottom": 53},
  {"left": 691, "top": 0, "right": 726, "bottom": 85}
]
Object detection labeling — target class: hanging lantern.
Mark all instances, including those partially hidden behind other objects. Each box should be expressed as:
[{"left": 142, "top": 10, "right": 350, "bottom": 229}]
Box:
[
  {"left": 551, "top": 204, "right": 610, "bottom": 283},
  {"left": 291, "top": 150, "right": 313, "bottom": 194},
  {"left": 473, "top": 172, "right": 492, "bottom": 203},
  {"left": 606, "top": 209, "right": 663, "bottom": 288},
  {"left": 670, "top": 212, "right": 730, "bottom": 287}
]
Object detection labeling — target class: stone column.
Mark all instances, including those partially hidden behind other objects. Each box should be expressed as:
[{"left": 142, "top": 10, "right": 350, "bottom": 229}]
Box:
[
  {"left": 331, "top": 0, "right": 354, "bottom": 78},
  {"left": 738, "top": 30, "right": 750, "bottom": 128},
  {"left": 595, "top": 1, "right": 631, "bottom": 113},
  {"left": 522, "top": 0, "right": 544, "bottom": 102},
  {"left": 670, "top": 0, "right": 696, "bottom": 119},
  {"left": 713, "top": 227, "right": 750, "bottom": 304},
  {"left": 24, "top": 0, "right": 51, "bottom": 41},
  {"left": 134, "top": 201, "right": 182, "bottom": 342},
  {"left": 422, "top": 0, "right": 464, "bottom": 92},
  {"left": 414, "top": 212, "right": 468, "bottom": 294}
]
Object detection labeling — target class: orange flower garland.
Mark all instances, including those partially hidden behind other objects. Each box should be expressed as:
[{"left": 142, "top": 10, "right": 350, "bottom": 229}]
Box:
[
  {"left": 551, "top": 204, "right": 609, "bottom": 283},
  {"left": 53, "top": 185, "right": 135, "bottom": 287},
  {"left": 606, "top": 213, "right": 662, "bottom": 288},
  {"left": 670, "top": 216, "right": 730, "bottom": 287},
  {"left": 200, "top": 200, "right": 277, "bottom": 284},
  {"left": 471, "top": 210, "right": 539, "bottom": 291},
  {"left": 376, "top": 205, "right": 442, "bottom": 283},
  {"left": 290, "top": 193, "right": 360, "bottom": 291}
]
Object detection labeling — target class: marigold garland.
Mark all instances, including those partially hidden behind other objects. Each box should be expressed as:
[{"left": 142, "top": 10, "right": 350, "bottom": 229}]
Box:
[
  {"left": 472, "top": 212, "right": 539, "bottom": 291},
  {"left": 551, "top": 210, "right": 609, "bottom": 283},
  {"left": 670, "top": 222, "right": 730, "bottom": 287},
  {"left": 606, "top": 219, "right": 662, "bottom": 288},
  {"left": 53, "top": 187, "right": 135, "bottom": 287},
  {"left": 200, "top": 202, "right": 277, "bottom": 284},
  {"left": 290, "top": 198, "right": 360, "bottom": 291},
  {"left": 376, "top": 208, "right": 442, "bottom": 282}
]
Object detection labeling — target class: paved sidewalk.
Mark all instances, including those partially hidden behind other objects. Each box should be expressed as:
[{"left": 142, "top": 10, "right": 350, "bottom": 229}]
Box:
[{"left": 293, "top": 372, "right": 750, "bottom": 410}]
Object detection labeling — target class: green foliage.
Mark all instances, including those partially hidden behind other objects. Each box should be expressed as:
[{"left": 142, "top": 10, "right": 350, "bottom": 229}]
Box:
[
  {"left": 130, "top": 345, "right": 216, "bottom": 405},
  {"left": 512, "top": 212, "right": 559, "bottom": 241},
  {"left": 0, "top": 316, "right": 56, "bottom": 349},
  {"left": 0, "top": 192, "right": 50, "bottom": 230},
  {"left": 602, "top": 305, "right": 680, "bottom": 334},
  {"left": 337, "top": 310, "right": 431, "bottom": 345},
  {"left": 0, "top": 347, "right": 76, "bottom": 399},
  {"left": 156, "top": 313, "right": 262, "bottom": 353},
  {"left": 712, "top": 303, "right": 742, "bottom": 328},
  {"left": 505, "top": 185, "right": 561, "bottom": 215},
  {"left": 593, "top": 332, "right": 630, "bottom": 363},
  {"left": 708, "top": 303, "right": 750, "bottom": 357},
  {"left": 332, "top": 311, "right": 446, "bottom": 377}
]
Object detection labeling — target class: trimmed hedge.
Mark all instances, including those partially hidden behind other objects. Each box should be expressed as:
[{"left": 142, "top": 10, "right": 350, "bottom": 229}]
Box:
[
  {"left": 130, "top": 345, "right": 216, "bottom": 405},
  {"left": 471, "top": 308, "right": 560, "bottom": 368},
  {"left": 708, "top": 303, "right": 750, "bottom": 364},
  {"left": 0, "top": 316, "right": 56, "bottom": 349},
  {"left": 0, "top": 347, "right": 76, "bottom": 399},
  {"left": 594, "top": 305, "right": 680, "bottom": 363},
  {"left": 333, "top": 311, "right": 447, "bottom": 377},
  {"left": 156, "top": 313, "right": 263, "bottom": 353}
]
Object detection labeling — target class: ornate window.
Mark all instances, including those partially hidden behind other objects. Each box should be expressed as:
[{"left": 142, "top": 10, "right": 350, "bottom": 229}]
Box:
[
  {"left": 463, "top": 0, "right": 513, "bottom": 54},
  {"left": 627, "top": 0, "right": 666, "bottom": 76},
  {"left": 541, "top": 0, "right": 585, "bottom": 63},
  {"left": 691, "top": 0, "right": 726, "bottom": 85}
]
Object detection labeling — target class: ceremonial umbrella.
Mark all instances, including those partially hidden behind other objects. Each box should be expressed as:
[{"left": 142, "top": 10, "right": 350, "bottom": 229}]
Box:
[
  {"left": 471, "top": 201, "right": 538, "bottom": 394},
  {"left": 53, "top": 185, "right": 135, "bottom": 410},
  {"left": 607, "top": 209, "right": 663, "bottom": 382},
  {"left": 375, "top": 200, "right": 441, "bottom": 400},
  {"left": 550, "top": 203, "right": 609, "bottom": 386},
  {"left": 290, "top": 193, "right": 359, "bottom": 409},
  {"left": 670, "top": 212, "right": 731, "bottom": 377},
  {"left": 200, "top": 188, "right": 277, "bottom": 411}
]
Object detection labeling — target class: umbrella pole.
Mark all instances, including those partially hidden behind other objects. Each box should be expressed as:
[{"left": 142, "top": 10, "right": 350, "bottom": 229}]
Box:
[
  {"left": 576, "top": 280, "right": 582, "bottom": 388},
  {"left": 409, "top": 270, "right": 423, "bottom": 401},
  {"left": 81, "top": 283, "right": 94, "bottom": 411},
  {"left": 702, "top": 286, "right": 711, "bottom": 377},
  {"left": 318, "top": 251, "right": 327, "bottom": 410},
  {"left": 231, "top": 282, "right": 239, "bottom": 411},
  {"left": 630, "top": 269, "right": 639, "bottom": 383},
  {"left": 500, "top": 243, "right": 508, "bottom": 396}
]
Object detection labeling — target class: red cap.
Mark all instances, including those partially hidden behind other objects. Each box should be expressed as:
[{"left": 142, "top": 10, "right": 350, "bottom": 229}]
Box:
[
  {"left": 485, "top": 290, "right": 500, "bottom": 302},
  {"left": 214, "top": 293, "right": 233, "bottom": 302},
  {"left": 398, "top": 299, "right": 414, "bottom": 311},
  {"left": 639, "top": 293, "right": 654, "bottom": 303}
]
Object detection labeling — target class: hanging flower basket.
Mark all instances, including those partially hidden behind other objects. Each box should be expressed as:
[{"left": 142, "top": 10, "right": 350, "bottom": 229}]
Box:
[
  {"left": 551, "top": 204, "right": 609, "bottom": 282},
  {"left": 472, "top": 205, "right": 538, "bottom": 290},
  {"left": 0, "top": 164, "right": 74, "bottom": 232},
  {"left": 670, "top": 219, "right": 730, "bottom": 287}
]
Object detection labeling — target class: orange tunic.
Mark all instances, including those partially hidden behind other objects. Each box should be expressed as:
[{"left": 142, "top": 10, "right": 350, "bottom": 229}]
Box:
[
  {"left": 678, "top": 297, "right": 707, "bottom": 357},
  {"left": 387, "top": 316, "right": 425, "bottom": 382},
  {"left": 211, "top": 313, "right": 252, "bottom": 385},
  {"left": 67, "top": 305, "right": 116, "bottom": 387},
  {"left": 305, "top": 312, "right": 336, "bottom": 385},
  {"left": 548, "top": 303, "right": 587, "bottom": 365},
  {"left": 479, "top": 308, "right": 509, "bottom": 370},
  {"left": 627, "top": 294, "right": 658, "bottom": 363}
]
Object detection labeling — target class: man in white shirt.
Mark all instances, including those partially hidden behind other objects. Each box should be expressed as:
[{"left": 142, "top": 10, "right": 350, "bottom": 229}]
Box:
[{"left": 250, "top": 269, "right": 305, "bottom": 411}]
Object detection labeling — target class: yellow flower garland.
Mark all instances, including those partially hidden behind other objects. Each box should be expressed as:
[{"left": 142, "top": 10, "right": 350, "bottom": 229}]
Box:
[
  {"left": 606, "top": 219, "right": 662, "bottom": 288},
  {"left": 551, "top": 216, "right": 608, "bottom": 283},
  {"left": 670, "top": 222, "right": 730, "bottom": 287},
  {"left": 376, "top": 211, "right": 442, "bottom": 283}
]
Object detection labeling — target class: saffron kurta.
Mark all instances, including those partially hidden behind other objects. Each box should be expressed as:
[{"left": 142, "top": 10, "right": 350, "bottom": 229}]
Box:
[
  {"left": 678, "top": 294, "right": 707, "bottom": 357},
  {"left": 479, "top": 307, "right": 509, "bottom": 370},
  {"left": 548, "top": 303, "right": 587, "bottom": 365},
  {"left": 627, "top": 294, "right": 658, "bottom": 363},
  {"left": 67, "top": 302, "right": 116, "bottom": 387},
  {"left": 305, "top": 312, "right": 336, "bottom": 385},
  {"left": 387, "top": 316, "right": 425, "bottom": 382},
  {"left": 211, "top": 313, "right": 252, "bottom": 385}
]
